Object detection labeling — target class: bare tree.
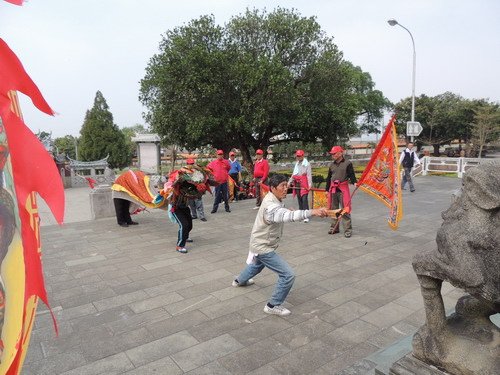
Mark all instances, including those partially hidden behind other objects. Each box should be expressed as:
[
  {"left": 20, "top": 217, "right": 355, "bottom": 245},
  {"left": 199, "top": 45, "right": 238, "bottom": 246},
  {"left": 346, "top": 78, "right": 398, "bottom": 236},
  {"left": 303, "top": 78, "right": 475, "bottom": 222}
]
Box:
[{"left": 472, "top": 104, "right": 500, "bottom": 158}]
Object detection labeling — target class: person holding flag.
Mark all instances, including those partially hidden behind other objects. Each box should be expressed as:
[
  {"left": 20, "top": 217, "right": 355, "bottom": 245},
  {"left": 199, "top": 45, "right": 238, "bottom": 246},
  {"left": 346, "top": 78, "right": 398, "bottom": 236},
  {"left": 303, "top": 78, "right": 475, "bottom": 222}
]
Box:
[{"left": 325, "top": 146, "right": 357, "bottom": 237}]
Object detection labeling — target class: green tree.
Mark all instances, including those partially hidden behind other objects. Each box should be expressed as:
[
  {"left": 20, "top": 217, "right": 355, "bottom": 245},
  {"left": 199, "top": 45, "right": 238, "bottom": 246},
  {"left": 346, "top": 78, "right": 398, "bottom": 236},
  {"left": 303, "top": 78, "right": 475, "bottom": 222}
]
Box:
[
  {"left": 79, "top": 91, "right": 129, "bottom": 168},
  {"left": 394, "top": 92, "right": 472, "bottom": 155},
  {"left": 121, "top": 124, "right": 147, "bottom": 160},
  {"left": 140, "top": 8, "right": 389, "bottom": 167},
  {"left": 54, "top": 135, "right": 78, "bottom": 159}
]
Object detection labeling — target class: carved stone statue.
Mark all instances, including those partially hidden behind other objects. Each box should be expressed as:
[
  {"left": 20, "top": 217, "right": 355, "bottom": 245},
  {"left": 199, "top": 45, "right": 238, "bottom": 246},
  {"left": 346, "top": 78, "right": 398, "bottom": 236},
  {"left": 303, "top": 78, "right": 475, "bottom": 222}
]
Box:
[{"left": 410, "top": 162, "right": 499, "bottom": 375}]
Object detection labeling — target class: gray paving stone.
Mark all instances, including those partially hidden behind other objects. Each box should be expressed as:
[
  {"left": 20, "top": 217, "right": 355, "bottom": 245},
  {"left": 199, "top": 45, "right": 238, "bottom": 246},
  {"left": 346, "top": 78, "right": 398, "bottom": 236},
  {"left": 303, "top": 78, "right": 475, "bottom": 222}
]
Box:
[
  {"left": 123, "top": 356, "right": 182, "bottom": 375},
  {"left": 20, "top": 175, "right": 466, "bottom": 374},
  {"left": 145, "top": 309, "right": 211, "bottom": 340},
  {"left": 125, "top": 330, "right": 198, "bottom": 367},
  {"left": 27, "top": 350, "right": 87, "bottom": 375},
  {"left": 171, "top": 333, "right": 244, "bottom": 372},
  {"left": 60, "top": 352, "right": 134, "bottom": 375},
  {"left": 272, "top": 315, "right": 335, "bottom": 349},
  {"left": 199, "top": 295, "right": 256, "bottom": 319},
  {"left": 188, "top": 312, "right": 250, "bottom": 342},
  {"left": 128, "top": 291, "right": 184, "bottom": 313},
  {"left": 93, "top": 290, "right": 149, "bottom": 312},
  {"left": 268, "top": 338, "right": 339, "bottom": 375},
  {"left": 319, "top": 300, "right": 372, "bottom": 327},
  {"left": 185, "top": 360, "right": 233, "bottom": 375},
  {"left": 317, "top": 285, "right": 367, "bottom": 307},
  {"left": 218, "top": 337, "right": 291, "bottom": 373},
  {"left": 361, "top": 302, "right": 414, "bottom": 328}
]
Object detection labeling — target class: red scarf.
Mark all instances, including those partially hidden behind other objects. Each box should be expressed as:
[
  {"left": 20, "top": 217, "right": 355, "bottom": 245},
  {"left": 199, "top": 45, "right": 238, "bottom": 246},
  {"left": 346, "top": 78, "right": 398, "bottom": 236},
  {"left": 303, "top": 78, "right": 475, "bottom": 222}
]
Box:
[{"left": 328, "top": 180, "right": 351, "bottom": 212}]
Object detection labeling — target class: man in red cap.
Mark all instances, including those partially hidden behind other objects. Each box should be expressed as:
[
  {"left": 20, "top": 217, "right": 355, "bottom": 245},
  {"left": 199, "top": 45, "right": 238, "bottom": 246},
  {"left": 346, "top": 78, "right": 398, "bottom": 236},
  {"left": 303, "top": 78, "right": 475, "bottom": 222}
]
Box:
[
  {"left": 325, "top": 145, "right": 357, "bottom": 237},
  {"left": 288, "top": 149, "right": 312, "bottom": 222},
  {"left": 252, "top": 149, "right": 269, "bottom": 209},
  {"left": 207, "top": 150, "right": 231, "bottom": 213},
  {"left": 228, "top": 151, "right": 242, "bottom": 201}
]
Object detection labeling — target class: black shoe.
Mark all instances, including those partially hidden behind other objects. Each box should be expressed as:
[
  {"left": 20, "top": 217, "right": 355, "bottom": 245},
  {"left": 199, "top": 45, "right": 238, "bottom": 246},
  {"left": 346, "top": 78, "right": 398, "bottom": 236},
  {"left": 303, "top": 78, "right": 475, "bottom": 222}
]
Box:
[
  {"left": 200, "top": 218, "right": 207, "bottom": 222},
  {"left": 225, "top": 209, "right": 231, "bottom": 213},
  {"left": 186, "top": 238, "right": 193, "bottom": 243},
  {"left": 410, "top": 189, "right": 415, "bottom": 192},
  {"left": 128, "top": 221, "right": 139, "bottom": 225},
  {"left": 118, "top": 223, "right": 129, "bottom": 227},
  {"left": 211, "top": 210, "right": 217, "bottom": 214}
]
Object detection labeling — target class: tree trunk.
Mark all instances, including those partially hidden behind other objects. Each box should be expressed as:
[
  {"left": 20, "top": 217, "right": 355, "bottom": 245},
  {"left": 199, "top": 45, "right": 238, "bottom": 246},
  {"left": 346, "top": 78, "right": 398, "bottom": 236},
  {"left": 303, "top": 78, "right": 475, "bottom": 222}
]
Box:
[{"left": 432, "top": 144, "right": 440, "bottom": 156}]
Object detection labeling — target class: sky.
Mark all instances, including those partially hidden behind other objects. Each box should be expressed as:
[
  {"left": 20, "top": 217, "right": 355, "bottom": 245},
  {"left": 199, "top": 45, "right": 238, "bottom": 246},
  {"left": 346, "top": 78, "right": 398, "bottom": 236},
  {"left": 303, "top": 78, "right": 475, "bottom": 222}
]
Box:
[{"left": 1, "top": 0, "right": 499, "bottom": 138}]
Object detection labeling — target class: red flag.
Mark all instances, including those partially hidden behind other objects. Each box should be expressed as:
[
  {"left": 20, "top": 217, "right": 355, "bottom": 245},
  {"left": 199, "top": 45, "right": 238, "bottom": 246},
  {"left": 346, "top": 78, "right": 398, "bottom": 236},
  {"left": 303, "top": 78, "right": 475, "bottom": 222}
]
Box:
[
  {"left": 3, "top": 0, "right": 24, "bottom": 5},
  {"left": 357, "top": 115, "right": 403, "bottom": 229},
  {"left": 0, "top": 39, "right": 64, "bottom": 374},
  {"left": 0, "top": 39, "right": 54, "bottom": 116}
]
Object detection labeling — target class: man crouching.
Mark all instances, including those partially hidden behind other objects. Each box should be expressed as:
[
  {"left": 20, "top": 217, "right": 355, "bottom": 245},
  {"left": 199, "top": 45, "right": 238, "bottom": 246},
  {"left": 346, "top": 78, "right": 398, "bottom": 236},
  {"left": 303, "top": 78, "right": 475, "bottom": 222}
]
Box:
[{"left": 232, "top": 174, "right": 328, "bottom": 316}]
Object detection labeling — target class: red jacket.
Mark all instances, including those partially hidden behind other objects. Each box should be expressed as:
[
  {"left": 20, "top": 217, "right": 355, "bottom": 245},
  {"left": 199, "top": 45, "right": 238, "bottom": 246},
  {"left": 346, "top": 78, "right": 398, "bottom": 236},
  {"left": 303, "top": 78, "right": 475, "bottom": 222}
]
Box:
[
  {"left": 253, "top": 159, "right": 269, "bottom": 180},
  {"left": 207, "top": 158, "right": 230, "bottom": 183}
]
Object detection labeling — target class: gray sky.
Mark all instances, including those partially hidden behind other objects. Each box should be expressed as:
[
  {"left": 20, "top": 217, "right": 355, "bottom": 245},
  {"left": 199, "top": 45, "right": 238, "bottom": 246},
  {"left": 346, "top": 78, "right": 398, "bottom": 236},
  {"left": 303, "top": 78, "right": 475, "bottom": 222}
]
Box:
[{"left": 1, "top": 0, "right": 499, "bottom": 138}]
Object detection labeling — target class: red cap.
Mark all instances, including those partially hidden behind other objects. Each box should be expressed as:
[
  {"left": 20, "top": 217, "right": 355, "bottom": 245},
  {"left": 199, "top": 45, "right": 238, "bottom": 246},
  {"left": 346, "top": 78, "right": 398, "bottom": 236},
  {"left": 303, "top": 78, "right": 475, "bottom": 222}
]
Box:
[
  {"left": 295, "top": 149, "right": 304, "bottom": 157},
  {"left": 329, "top": 146, "right": 344, "bottom": 154},
  {"left": 186, "top": 158, "right": 195, "bottom": 165},
  {"left": 229, "top": 151, "right": 235, "bottom": 156},
  {"left": 216, "top": 149, "right": 224, "bottom": 155},
  {"left": 255, "top": 149, "right": 264, "bottom": 155}
]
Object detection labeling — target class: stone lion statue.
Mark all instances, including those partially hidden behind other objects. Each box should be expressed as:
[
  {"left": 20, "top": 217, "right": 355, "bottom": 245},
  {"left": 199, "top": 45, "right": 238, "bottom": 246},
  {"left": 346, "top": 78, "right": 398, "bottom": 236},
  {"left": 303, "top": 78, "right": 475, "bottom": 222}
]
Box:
[{"left": 410, "top": 162, "right": 499, "bottom": 375}]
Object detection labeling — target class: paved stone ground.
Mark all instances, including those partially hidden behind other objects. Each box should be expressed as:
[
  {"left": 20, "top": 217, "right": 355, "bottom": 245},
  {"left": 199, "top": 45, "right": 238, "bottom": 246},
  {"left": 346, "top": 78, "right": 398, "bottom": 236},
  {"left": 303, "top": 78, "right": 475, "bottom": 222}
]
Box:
[{"left": 24, "top": 176, "right": 467, "bottom": 375}]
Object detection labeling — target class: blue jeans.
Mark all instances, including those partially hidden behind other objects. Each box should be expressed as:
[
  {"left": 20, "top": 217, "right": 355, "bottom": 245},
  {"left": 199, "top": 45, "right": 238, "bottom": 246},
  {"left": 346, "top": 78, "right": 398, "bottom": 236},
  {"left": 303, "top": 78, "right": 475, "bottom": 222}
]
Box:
[{"left": 237, "top": 251, "right": 295, "bottom": 306}]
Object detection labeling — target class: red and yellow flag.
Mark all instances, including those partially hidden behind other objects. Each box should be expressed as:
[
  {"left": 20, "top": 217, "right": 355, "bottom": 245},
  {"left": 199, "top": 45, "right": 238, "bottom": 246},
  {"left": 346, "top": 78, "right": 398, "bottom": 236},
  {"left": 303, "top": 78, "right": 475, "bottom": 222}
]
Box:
[
  {"left": 357, "top": 115, "right": 402, "bottom": 229},
  {"left": 0, "top": 38, "right": 64, "bottom": 374}
]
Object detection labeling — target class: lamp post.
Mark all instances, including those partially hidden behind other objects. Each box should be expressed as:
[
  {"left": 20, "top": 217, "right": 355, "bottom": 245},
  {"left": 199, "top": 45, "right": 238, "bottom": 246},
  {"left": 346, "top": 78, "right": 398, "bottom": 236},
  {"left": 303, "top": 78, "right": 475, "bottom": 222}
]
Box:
[{"left": 388, "top": 18, "right": 416, "bottom": 141}]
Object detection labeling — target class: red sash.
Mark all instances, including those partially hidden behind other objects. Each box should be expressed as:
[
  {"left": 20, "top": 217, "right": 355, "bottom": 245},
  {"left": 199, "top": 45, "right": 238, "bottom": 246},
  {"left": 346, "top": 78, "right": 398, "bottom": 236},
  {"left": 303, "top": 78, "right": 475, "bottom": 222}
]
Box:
[
  {"left": 292, "top": 175, "right": 309, "bottom": 197},
  {"left": 328, "top": 180, "right": 351, "bottom": 212}
]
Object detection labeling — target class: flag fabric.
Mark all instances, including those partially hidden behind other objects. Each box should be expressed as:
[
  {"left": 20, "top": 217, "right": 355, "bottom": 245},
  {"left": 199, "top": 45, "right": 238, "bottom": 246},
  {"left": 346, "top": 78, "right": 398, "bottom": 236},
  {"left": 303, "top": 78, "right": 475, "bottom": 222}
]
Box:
[
  {"left": 3, "top": 0, "right": 24, "bottom": 5},
  {"left": 310, "top": 188, "right": 328, "bottom": 209},
  {"left": 260, "top": 182, "right": 270, "bottom": 198},
  {"left": 357, "top": 115, "right": 403, "bottom": 229},
  {"left": 0, "top": 39, "right": 64, "bottom": 375}
]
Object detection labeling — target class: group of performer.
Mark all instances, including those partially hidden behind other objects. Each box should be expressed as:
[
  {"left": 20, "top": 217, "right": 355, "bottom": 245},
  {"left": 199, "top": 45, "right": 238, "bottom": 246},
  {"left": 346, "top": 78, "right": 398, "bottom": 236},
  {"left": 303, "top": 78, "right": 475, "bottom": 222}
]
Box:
[{"left": 109, "top": 145, "right": 361, "bottom": 316}]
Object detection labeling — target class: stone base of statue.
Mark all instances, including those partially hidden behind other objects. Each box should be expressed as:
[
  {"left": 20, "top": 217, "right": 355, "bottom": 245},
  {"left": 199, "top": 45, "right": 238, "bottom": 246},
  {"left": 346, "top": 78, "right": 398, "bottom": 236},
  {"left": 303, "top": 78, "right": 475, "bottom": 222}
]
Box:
[
  {"left": 389, "top": 353, "right": 446, "bottom": 375},
  {"left": 409, "top": 294, "right": 499, "bottom": 375}
]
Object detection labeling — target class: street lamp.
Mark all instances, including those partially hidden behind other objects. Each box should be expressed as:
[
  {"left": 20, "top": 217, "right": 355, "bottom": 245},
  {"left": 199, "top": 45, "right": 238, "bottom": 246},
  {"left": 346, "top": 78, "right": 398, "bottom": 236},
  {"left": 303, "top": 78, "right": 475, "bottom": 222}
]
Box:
[{"left": 388, "top": 18, "right": 417, "bottom": 141}]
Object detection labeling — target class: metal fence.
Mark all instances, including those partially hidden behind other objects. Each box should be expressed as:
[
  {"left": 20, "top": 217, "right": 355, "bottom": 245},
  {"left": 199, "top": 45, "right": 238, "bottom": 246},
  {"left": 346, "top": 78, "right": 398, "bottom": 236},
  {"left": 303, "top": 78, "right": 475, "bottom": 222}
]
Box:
[{"left": 419, "top": 156, "right": 484, "bottom": 178}]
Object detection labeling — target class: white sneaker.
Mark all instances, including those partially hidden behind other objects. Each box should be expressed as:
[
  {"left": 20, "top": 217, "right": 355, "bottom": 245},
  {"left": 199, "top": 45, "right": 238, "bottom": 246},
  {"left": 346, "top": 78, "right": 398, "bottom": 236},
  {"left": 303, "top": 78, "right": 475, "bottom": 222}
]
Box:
[
  {"left": 253, "top": 206, "right": 260, "bottom": 210},
  {"left": 232, "top": 278, "right": 255, "bottom": 287},
  {"left": 264, "top": 305, "right": 291, "bottom": 316},
  {"left": 303, "top": 218, "right": 310, "bottom": 223}
]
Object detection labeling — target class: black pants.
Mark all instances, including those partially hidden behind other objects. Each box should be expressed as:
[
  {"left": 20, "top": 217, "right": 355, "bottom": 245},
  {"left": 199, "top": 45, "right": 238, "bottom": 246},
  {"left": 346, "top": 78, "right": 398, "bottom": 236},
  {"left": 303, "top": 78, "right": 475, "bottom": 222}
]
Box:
[
  {"left": 171, "top": 206, "right": 192, "bottom": 248},
  {"left": 113, "top": 198, "right": 133, "bottom": 225},
  {"left": 213, "top": 182, "right": 230, "bottom": 212},
  {"left": 296, "top": 192, "right": 309, "bottom": 210}
]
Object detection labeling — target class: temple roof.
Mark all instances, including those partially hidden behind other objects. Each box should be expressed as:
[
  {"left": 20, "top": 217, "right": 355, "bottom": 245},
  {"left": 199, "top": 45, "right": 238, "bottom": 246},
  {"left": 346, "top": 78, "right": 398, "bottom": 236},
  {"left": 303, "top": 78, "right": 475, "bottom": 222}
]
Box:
[
  {"left": 132, "top": 133, "right": 161, "bottom": 143},
  {"left": 67, "top": 155, "right": 109, "bottom": 168}
]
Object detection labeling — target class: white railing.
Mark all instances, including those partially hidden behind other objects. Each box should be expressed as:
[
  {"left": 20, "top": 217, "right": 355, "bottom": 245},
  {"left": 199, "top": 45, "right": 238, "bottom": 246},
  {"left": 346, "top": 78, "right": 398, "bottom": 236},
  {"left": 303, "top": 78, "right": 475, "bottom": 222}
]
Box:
[{"left": 420, "top": 156, "right": 484, "bottom": 178}]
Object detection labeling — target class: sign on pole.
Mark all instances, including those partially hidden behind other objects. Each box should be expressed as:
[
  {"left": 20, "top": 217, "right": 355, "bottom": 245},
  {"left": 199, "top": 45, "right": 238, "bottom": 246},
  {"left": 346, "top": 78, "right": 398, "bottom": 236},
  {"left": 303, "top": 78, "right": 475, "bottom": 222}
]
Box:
[{"left": 406, "top": 121, "right": 423, "bottom": 137}]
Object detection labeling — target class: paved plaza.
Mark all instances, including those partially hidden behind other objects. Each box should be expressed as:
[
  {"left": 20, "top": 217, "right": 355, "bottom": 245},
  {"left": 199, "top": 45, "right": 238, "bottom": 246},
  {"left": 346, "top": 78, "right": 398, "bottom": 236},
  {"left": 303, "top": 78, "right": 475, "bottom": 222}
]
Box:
[{"left": 24, "top": 176, "right": 467, "bottom": 374}]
